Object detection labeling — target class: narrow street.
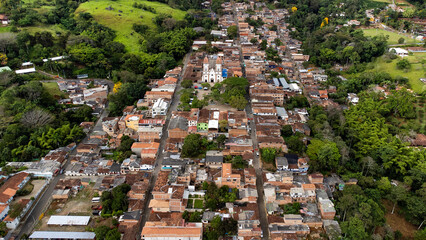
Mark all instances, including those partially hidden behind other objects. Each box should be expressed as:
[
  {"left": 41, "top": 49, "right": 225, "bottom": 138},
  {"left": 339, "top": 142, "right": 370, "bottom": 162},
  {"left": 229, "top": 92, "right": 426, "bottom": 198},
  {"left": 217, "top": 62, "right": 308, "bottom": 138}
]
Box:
[
  {"left": 232, "top": 1, "right": 269, "bottom": 238},
  {"left": 138, "top": 50, "right": 191, "bottom": 235},
  {"left": 246, "top": 105, "right": 270, "bottom": 240},
  {"left": 13, "top": 106, "right": 110, "bottom": 239}
]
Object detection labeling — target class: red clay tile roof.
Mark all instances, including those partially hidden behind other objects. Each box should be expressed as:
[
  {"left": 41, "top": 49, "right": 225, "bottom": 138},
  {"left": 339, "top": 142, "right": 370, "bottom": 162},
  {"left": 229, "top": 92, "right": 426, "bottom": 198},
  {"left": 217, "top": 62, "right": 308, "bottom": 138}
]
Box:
[{"left": 0, "top": 172, "right": 29, "bottom": 203}]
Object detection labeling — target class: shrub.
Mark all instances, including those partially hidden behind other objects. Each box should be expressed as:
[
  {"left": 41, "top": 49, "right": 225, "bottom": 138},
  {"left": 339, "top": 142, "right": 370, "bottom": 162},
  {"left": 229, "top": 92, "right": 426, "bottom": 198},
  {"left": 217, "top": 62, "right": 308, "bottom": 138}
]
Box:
[{"left": 396, "top": 59, "right": 411, "bottom": 70}]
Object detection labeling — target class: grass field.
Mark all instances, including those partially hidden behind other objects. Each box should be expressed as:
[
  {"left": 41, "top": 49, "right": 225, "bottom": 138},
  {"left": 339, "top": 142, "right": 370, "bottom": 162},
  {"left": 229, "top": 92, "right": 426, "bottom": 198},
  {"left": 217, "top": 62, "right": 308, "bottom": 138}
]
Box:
[
  {"left": 362, "top": 28, "right": 418, "bottom": 45},
  {"left": 0, "top": 26, "right": 12, "bottom": 33},
  {"left": 365, "top": 0, "right": 389, "bottom": 8},
  {"left": 76, "top": 0, "right": 186, "bottom": 53},
  {"left": 194, "top": 199, "right": 204, "bottom": 209},
  {"left": 367, "top": 52, "right": 425, "bottom": 93},
  {"left": 42, "top": 82, "right": 68, "bottom": 98},
  {"left": 370, "top": 0, "right": 391, "bottom": 3},
  {"left": 20, "top": 24, "right": 66, "bottom": 35}
]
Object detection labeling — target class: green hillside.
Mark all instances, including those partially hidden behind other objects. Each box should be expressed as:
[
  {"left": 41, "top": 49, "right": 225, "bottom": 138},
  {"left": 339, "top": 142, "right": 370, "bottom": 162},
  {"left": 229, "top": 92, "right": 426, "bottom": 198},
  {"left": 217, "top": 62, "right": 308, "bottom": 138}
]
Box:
[
  {"left": 76, "top": 0, "right": 187, "bottom": 53},
  {"left": 362, "top": 28, "right": 419, "bottom": 45},
  {"left": 367, "top": 52, "right": 426, "bottom": 93}
]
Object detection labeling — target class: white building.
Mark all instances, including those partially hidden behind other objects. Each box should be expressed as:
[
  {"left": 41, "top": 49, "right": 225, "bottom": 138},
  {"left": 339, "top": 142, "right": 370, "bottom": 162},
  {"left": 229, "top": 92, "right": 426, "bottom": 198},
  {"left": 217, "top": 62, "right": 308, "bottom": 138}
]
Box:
[
  {"left": 347, "top": 93, "right": 359, "bottom": 105},
  {"left": 313, "top": 74, "right": 328, "bottom": 82},
  {"left": 151, "top": 98, "right": 169, "bottom": 117},
  {"left": 202, "top": 56, "right": 223, "bottom": 83},
  {"left": 389, "top": 48, "right": 408, "bottom": 57},
  {"left": 47, "top": 216, "right": 91, "bottom": 226},
  {"left": 289, "top": 83, "right": 302, "bottom": 93},
  {"left": 15, "top": 68, "right": 36, "bottom": 74}
]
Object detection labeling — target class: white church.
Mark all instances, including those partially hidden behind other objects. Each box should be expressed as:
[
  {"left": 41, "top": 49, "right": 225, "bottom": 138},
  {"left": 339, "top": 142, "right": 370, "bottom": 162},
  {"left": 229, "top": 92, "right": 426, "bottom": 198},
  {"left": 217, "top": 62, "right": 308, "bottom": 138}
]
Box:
[{"left": 202, "top": 56, "right": 223, "bottom": 83}]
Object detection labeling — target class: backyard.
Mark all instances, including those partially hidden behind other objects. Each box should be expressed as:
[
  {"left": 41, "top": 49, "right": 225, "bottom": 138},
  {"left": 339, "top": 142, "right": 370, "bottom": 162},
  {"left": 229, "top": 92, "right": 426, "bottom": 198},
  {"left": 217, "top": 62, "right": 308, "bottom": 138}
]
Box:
[
  {"left": 15, "top": 179, "right": 46, "bottom": 202},
  {"left": 187, "top": 194, "right": 204, "bottom": 209}
]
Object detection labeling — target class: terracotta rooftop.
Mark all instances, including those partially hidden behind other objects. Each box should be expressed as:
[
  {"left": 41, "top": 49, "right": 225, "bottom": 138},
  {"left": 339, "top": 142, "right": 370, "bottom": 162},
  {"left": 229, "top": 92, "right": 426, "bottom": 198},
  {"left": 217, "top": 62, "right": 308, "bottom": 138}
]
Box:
[
  {"left": 0, "top": 172, "right": 29, "bottom": 203},
  {"left": 131, "top": 142, "right": 160, "bottom": 149},
  {"left": 153, "top": 171, "right": 170, "bottom": 192},
  {"left": 148, "top": 212, "right": 184, "bottom": 226},
  {"left": 141, "top": 225, "right": 202, "bottom": 238}
]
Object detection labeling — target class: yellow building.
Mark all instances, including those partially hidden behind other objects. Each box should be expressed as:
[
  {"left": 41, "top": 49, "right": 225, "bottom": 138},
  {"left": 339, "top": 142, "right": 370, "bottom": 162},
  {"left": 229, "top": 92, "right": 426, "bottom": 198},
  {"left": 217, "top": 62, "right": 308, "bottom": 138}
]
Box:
[{"left": 123, "top": 115, "right": 144, "bottom": 131}]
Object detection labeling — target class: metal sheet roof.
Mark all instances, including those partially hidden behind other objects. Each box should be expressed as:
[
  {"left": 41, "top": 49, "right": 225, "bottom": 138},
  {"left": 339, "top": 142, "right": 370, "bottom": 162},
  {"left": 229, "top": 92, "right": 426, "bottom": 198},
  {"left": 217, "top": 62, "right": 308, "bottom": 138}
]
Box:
[
  {"left": 279, "top": 78, "right": 289, "bottom": 89},
  {"left": 30, "top": 231, "right": 96, "bottom": 239},
  {"left": 47, "top": 216, "right": 90, "bottom": 226},
  {"left": 15, "top": 68, "right": 36, "bottom": 74},
  {"left": 272, "top": 78, "right": 280, "bottom": 87}
]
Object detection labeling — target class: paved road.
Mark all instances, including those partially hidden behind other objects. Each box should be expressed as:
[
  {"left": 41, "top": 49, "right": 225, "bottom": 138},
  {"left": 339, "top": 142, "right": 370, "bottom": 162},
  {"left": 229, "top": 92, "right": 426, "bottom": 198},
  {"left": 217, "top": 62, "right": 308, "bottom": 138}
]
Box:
[
  {"left": 246, "top": 105, "right": 270, "bottom": 240},
  {"left": 232, "top": 2, "right": 269, "bottom": 238},
  {"left": 13, "top": 107, "right": 109, "bottom": 239},
  {"left": 14, "top": 175, "right": 64, "bottom": 239},
  {"left": 138, "top": 51, "right": 191, "bottom": 235}
]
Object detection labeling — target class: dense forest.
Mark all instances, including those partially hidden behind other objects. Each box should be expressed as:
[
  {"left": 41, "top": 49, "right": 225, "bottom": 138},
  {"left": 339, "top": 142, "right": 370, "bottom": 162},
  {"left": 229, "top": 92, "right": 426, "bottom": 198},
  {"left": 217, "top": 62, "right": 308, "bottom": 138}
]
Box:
[
  {"left": 303, "top": 91, "right": 426, "bottom": 235},
  {"left": 0, "top": 73, "right": 90, "bottom": 163}
]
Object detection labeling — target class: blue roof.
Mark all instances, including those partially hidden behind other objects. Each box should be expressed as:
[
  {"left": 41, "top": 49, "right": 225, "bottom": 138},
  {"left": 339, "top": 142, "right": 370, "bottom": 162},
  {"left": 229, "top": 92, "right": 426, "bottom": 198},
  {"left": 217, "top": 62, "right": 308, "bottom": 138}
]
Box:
[
  {"left": 222, "top": 69, "right": 228, "bottom": 78},
  {"left": 279, "top": 78, "right": 289, "bottom": 89},
  {"left": 272, "top": 78, "right": 280, "bottom": 87}
]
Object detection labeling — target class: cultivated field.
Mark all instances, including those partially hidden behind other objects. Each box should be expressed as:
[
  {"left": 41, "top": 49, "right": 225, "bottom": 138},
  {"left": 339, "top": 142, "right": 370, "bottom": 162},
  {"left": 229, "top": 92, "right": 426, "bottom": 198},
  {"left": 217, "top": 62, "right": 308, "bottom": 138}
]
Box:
[{"left": 75, "top": 0, "right": 186, "bottom": 53}]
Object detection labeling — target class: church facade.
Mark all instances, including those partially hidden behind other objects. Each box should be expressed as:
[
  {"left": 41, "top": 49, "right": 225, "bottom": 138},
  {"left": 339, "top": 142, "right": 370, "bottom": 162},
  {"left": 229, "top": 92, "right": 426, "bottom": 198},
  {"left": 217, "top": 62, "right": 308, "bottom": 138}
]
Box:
[{"left": 202, "top": 56, "right": 223, "bottom": 83}]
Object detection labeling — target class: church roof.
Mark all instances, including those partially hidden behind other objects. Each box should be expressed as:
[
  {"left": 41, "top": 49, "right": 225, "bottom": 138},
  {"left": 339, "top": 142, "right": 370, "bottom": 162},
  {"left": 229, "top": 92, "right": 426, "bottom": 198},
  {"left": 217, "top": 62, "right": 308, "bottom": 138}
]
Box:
[{"left": 203, "top": 56, "right": 209, "bottom": 64}]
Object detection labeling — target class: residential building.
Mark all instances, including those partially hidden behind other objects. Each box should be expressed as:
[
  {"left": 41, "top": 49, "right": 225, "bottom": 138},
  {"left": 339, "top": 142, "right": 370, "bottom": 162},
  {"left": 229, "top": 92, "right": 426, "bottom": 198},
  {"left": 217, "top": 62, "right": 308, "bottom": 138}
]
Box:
[
  {"left": 217, "top": 163, "right": 242, "bottom": 189},
  {"left": 131, "top": 142, "right": 160, "bottom": 159},
  {"left": 0, "top": 172, "right": 30, "bottom": 205},
  {"left": 151, "top": 98, "right": 169, "bottom": 117},
  {"left": 141, "top": 222, "right": 203, "bottom": 240},
  {"left": 276, "top": 157, "right": 288, "bottom": 171},
  {"left": 205, "top": 151, "right": 223, "bottom": 168},
  {"left": 168, "top": 116, "right": 189, "bottom": 139}
]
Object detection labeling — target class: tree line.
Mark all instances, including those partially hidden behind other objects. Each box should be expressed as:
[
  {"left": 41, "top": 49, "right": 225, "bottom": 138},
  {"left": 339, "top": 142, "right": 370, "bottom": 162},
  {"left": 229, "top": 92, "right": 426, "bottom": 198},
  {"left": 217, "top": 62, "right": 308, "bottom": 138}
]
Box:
[{"left": 0, "top": 76, "right": 89, "bottom": 163}]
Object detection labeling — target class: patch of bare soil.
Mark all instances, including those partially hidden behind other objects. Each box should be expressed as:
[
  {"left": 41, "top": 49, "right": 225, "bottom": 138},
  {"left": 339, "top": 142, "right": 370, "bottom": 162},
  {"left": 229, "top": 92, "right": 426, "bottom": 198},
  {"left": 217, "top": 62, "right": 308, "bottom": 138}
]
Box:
[{"left": 382, "top": 199, "right": 417, "bottom": 239}]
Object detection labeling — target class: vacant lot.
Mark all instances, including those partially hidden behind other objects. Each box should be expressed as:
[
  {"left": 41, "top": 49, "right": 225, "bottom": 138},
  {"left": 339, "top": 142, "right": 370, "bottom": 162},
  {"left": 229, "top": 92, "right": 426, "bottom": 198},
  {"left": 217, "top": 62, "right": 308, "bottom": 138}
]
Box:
[
  {"left": 38, "top": 185, "right": 95, "bottom": 232},
  {"left": 367, "top": 52, "right": 425, "bottom": 93},
  {"left": 76, "top": 0, "right": 186, "bottom": 52},
  {"left": 362, "top": 28, "right": 418, "bottom": 45},
  {"left": 15, "top": 179, "right": 46, "bottom": 202},
  {"left": 42, "top": 82, "right": 68, "bottom": 98},
  {"left": 204, "top": 103, "right": 237, "bottom": 112}
]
